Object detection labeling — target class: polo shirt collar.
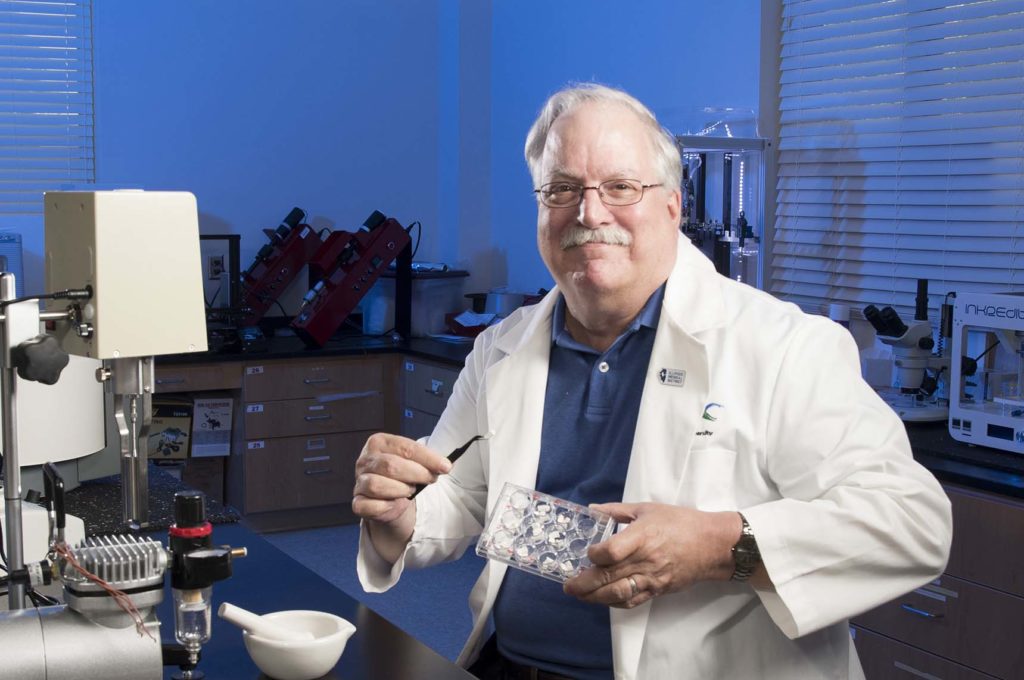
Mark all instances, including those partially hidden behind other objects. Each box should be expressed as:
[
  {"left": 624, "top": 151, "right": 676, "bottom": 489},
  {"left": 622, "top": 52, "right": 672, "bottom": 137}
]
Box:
[{"left": 551, "top": 284, "right": 666, "bottom": 352}]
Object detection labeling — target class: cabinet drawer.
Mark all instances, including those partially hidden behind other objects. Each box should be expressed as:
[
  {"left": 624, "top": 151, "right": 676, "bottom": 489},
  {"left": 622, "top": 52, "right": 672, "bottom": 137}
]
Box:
[
  {"left": 402, "top": 358, "right": 460, "bottom": 416},
  {"left": 945, "top": 485, "right": 1024, "bottom": 598},
  {"left": 155, "top": 363, "right": 242, "bottom": 393},
  {"left": 243, "top": 358, "right": 384, "bottom": 402},
  {"left": 401, "top": 407, "right": 440, "bottom": 441},
  {"left": 852, "top": 626, "right": 993, "bottom": 680},
  {"left": 244, "top": 393, "right": 384, "bottom": 439},
  {"left": 853, "top": 574, "right": 1024, "bottom": 679},
  {"left": 243, "top": 432, "right": 365, "bottom": 513}
]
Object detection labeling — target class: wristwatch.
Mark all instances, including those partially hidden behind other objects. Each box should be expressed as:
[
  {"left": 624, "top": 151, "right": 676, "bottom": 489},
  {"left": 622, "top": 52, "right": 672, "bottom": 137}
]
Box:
[{"left": 730, "top": 513, "right": 761, "bottom": 582}]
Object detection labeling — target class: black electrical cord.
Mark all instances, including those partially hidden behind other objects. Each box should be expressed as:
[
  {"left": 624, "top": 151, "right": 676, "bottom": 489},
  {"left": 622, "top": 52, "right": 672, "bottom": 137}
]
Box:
[
  {"left": 27, "top": 589, "right": 60, "bottom": 607},
  {"left": 974, "top": 337, "right": 999, "bottom": 360},
  {"left": 406, "top": 221, "right": 422, "bottom": 260},
  {"left": 0, "top": 514, "right": 7, "bottom": 571},
  {"left": 0, "top": 286, "right": 92, "bottom": 311}
]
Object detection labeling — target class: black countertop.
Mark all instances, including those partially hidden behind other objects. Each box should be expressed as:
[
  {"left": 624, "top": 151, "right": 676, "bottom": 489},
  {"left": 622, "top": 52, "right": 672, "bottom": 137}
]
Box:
[
  {"left": 66, "top": 464, "right": 240, "bottom": 535},
  {"left": 906, "top": 421, "right": 1024, "bottom": 498},
  {"left": 158, "top": 522, "right": 473, "bottom": 680}
]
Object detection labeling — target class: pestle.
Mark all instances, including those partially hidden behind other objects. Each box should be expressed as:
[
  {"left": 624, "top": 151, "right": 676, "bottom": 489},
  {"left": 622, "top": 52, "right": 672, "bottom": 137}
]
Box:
[{"left": 218, "top": 602, "right": 315, "bottom": 642}]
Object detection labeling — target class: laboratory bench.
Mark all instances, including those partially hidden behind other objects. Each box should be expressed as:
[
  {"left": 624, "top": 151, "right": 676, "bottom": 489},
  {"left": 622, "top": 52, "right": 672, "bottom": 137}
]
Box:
[
  {"left": 154, "top": 521, "right": 473, "bottom": 680},
  {"left": 54, "top": 467, "right": 471, "bottom": 679}
]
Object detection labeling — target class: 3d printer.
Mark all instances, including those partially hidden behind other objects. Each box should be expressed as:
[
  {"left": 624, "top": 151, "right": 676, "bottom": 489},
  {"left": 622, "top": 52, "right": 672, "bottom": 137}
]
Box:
[{"left": 949, "top": 291, "right": 1024, "bottom": 453}]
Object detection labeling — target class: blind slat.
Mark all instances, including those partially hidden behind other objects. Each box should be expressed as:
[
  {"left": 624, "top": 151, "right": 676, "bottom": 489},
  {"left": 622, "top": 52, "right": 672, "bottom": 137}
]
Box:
[
  {"left": 0, "top": 0, "right": 91, "bottom": 215},
  {"left": 774, "top": 0, "right": 1024, "bottom": 319}
]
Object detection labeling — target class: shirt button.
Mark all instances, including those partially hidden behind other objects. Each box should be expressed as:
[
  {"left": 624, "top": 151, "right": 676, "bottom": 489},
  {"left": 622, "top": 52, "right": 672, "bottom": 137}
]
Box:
[{"left": 598, "top": 361, "right": 610, "bottom": 373}]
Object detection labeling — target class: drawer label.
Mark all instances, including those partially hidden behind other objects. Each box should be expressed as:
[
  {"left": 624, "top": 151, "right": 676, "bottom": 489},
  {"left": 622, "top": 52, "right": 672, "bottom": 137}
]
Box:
[
  {"left": 246, "top": 404, "right": 264, "bottom": 413},
  {"left": 246, "top": 366, "right": 264, "bottom": 375},
  {"left": 248, "top": 440, "right": 266, "bottom": 450},
  {"left": 307, "top": 404, "right": 325, "bottom": 412},
  {"left": 405, "top": 361, "right": 415, "bottom": 372},
  {"left": 306, "top": 438, "right": 326, "bottom": 451},
  {"left": 303, "top": 455, "right": 330, "bottom": 463}
]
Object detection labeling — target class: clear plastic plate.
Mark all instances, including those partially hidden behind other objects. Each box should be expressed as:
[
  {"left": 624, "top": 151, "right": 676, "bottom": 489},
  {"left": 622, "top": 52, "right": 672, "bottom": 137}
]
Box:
[{"left": 476, "top": 482, "right": 617, "bottom": 583}]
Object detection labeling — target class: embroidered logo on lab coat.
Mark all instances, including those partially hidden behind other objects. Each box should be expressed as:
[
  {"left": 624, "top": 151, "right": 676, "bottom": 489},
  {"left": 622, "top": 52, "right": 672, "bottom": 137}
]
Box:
[
  {"left": 658, "top": 368, "right": 686, "bottom": 386},
  {"left": 696, "top": 403, "right": 723, "bottom": 437},
  {"left": 702, "top": 403, "right": 723, "bottom": 421}
]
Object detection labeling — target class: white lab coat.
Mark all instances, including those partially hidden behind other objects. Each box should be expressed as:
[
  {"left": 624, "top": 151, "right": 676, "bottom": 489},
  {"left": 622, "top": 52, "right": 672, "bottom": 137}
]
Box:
[{"left": 358, "top": 239, "right": 952, "bottom": 679}]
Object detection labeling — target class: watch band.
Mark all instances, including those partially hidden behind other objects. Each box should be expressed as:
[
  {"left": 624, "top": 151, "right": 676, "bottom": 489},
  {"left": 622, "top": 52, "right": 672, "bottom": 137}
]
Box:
[{"left": 730, "top": 512, "right": 761, "bottom": 582}]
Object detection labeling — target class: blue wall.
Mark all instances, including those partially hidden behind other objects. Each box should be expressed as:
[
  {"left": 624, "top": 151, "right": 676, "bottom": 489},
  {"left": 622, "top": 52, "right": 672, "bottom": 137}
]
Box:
[
  {"left": 487, "top": 1, "right": 762, "bottom": 292},
  {"left": 88, "top": 1, "right": 760, "bottom": 299},
  {"left": 93, "top": 0, "right": 443, "bottom": 270}
]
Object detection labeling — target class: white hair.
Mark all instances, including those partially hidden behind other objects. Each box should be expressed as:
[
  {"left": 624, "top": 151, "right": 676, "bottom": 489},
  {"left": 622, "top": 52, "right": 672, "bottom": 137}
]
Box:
[{"left": 524, "top": 83, "right": 682, "bottom": 191}]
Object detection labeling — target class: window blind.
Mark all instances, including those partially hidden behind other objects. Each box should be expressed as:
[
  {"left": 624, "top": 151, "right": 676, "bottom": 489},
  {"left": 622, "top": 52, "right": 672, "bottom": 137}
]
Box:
[
  {"left": 0, "top": 0, "right": 93, "bottom": 215},
  {"left": 772, "top": 0, "right": 1024, "bottom": 321}
]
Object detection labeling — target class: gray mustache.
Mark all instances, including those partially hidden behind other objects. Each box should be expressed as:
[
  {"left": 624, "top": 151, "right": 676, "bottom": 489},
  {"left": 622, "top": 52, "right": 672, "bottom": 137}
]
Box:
[{"left": 560, "top": 226, "right": 633, "bottom": 250}]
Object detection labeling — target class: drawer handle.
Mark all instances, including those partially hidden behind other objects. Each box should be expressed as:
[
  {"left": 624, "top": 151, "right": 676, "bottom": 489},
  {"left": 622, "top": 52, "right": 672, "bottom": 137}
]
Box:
[
  {"left": 156, "top": 377, "right": 185, "bottom": 385},
  {"left": 425, "top": 386, "right": 446, "bottom": 396},
  {"left": 304, "top": 468, "right": 332, "bottom": 476},
  {"left": 893, "top": 660, "right": 942, "bottom": 679},
  {"left": 899, "top": 603, "right": 942, "bottom": 620},
  {"left": 304, "top": 414, "right": 332, "bottom": 422},
  {"left": 304, "top": 377, "right": 330, "bottom": 384}
]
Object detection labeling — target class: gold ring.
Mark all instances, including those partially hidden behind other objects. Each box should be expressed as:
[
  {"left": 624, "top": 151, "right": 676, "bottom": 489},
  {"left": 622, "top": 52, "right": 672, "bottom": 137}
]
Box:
[{"left": 627, "top": 576, "right": 639, "bottom": 598}]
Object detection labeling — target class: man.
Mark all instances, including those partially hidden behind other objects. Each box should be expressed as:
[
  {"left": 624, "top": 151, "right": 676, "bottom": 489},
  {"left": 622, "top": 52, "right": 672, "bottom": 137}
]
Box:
[{"left": 353, "top": 83, "right": 952, "bottom": 679}]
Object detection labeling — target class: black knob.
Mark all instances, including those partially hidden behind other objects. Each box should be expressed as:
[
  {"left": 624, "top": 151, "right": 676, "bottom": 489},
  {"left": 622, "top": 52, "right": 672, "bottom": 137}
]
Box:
[
  {"left": 11, "top": 335, "right": 69, "bottom": 385},
  {"left": 174, "top": 491, "right": 206, "bottom": 528}
]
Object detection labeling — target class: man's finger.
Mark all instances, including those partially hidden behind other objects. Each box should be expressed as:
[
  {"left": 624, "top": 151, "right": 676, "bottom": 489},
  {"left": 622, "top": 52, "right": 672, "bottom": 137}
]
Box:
[
  {"left": 355, "top": 471, "right": 420, "bottom": 500},
  {"left": 587, "top": 525, "right": 645, "bottom": 568},
  {"left": 365, "top": 432, "right": 451, "bottom": 474},
  {"left": 589, "top": 501, "right": 641, "bottom": 523}
]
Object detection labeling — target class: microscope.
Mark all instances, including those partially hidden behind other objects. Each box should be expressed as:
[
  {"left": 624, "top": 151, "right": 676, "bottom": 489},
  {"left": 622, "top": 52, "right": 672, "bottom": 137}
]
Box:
[
  {"left": 863, "top": 279, "right": 950, "bottom": 422},
  {"left": 0, "top": 191, "right": 245, "bottom": 679}
]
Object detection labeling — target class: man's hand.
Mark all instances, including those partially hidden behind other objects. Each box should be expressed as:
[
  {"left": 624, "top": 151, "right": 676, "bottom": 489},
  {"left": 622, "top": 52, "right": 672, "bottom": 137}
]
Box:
[
  {"left": 352, "top": 432, "right": 452, "bottom": 523},
  {"left": 563, "top": 503, "right": 741, "bottom": 609}
]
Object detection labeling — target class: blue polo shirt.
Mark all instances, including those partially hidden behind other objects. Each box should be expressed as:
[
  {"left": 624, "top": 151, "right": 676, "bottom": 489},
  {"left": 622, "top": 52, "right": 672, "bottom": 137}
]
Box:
[{"left": 492, "top": 285, "right": 664, "bottom": 679}]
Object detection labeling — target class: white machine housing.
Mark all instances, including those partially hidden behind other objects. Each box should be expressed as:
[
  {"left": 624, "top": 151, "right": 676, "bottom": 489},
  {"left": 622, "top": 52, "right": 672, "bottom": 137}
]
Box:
[
  {"left": 949, "top": 291, "right": 1024, "bottom": 453},
  {"left": 44, "top": 190, "right": 208, "bottom": 359}
]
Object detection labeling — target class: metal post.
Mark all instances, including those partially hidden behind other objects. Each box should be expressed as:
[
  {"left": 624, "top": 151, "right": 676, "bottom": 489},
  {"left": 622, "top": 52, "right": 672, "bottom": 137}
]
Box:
[
  {"left": 1, "top": 272, "right": 26, "bottom": 608},
  {"left": 107, "top": 357, "right": 154, "bottom": 530}
]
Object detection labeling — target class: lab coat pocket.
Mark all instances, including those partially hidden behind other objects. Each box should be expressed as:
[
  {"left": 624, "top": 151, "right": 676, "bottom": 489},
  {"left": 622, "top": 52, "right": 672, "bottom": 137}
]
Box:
[{"left": 677, "top": 448, "right": 739, "bottom": 511}]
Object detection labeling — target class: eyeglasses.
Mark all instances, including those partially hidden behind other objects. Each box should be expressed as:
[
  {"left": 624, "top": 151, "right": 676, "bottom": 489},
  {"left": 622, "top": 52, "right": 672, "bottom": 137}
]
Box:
[{"left": 534, "top": 178, "right": 662, "bottom": 208}]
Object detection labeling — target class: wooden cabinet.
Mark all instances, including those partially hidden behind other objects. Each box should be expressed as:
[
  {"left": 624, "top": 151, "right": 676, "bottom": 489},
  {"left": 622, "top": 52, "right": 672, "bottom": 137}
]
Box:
[
  {"left": 852, "top": 627, "right": 994, "bottom": 680},
  {"left": 853, "top": 485, "right": 1024, "bottom": 679},
  {"left": 400, "top": 357, "right": 461, "bottom": 440},
  {"left": 224, "top": 355, "right": 400, "bottom": 528},
  {"left": 154, "top": 362, "right": 242, "bottom": 393}
]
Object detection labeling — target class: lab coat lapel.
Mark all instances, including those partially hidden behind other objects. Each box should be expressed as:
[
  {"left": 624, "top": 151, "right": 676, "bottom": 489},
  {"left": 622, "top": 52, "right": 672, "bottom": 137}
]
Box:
[{"left": 611, "top": 239, "right": 720, "bottom": 679}]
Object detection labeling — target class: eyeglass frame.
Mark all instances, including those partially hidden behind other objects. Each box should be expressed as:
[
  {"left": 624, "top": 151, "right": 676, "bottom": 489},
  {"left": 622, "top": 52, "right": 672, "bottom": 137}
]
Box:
[{"left": 533, "top": 178, "right": 664, "bottom": 208}]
